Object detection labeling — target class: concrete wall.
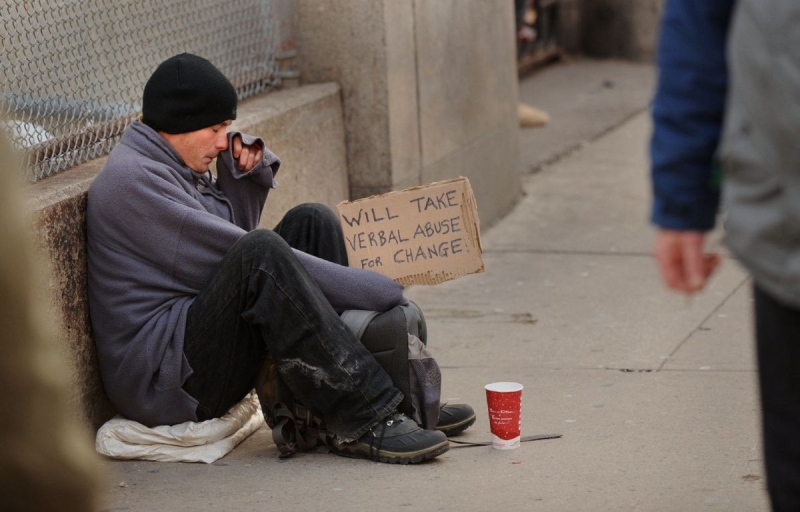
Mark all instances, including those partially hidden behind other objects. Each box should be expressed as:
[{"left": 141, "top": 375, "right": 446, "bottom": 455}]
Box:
[
  {"left": 580, "top": 0, "right": 663, "bottom": 61},
  {"left": 31, "top": 160, "right": 116, "bottom": 431},
  {"left": 294, "top": 0, "right": 522, "bottom": 226},
  {"left": 27, "top": 84, "right": 349, "bottom": 429},
  {"left": 235, "top": 84, "right": 350, "bottom": 226},
  {"left": 558, "top": 0, "right": 664, "bottom": 62}
]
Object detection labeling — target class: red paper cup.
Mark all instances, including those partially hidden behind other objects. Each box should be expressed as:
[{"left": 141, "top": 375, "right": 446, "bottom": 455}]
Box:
[{"left": 485, "top": 382, "right": 523, "bottom": 450}]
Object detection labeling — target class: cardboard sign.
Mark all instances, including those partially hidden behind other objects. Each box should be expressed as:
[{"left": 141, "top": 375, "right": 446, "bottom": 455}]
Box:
[{"left": 337, "top": 177, "right": 484, "bottom": 285}]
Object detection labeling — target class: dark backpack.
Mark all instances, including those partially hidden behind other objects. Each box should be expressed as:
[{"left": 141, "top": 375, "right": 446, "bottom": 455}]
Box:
[{"left": 256, "top": 301, "right": 441, "bottom": 458}]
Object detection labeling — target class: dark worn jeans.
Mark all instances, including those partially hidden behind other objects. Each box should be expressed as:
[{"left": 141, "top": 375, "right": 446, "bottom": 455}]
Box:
[
  {"left": 754, "top": 285, "right": 800, "bottom": 511},
  {"left": 182, "top": 203, "right": 402, "bottom": 441}
]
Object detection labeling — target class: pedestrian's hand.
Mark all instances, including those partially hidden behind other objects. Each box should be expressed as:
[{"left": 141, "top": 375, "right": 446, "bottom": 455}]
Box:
[
  {"left": 231, "top": 134, "right": 263, "bottom": 173},
  {"left": 653, "top": 229, "right": 721, "bottom": 294}
]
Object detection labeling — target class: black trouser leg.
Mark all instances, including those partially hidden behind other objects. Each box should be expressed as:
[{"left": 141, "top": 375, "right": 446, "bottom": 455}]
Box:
[
  {"left": 182, "top": 205, "right": 401, "bottom": 440},
  {"left": 754, "top": 285, "right": 800, "bottom": 511}
]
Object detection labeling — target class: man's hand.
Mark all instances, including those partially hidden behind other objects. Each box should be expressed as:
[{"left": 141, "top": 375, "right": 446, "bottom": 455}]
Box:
[
  {"left": 231, "top": 134, "right": 263, "bottom": 173},
  {"left": 654, "top": 229, "right": 721, "bottom": 294}
]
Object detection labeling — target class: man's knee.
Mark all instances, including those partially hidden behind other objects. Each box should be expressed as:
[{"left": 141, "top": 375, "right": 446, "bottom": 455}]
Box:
[
  {"left": 237, "top": 229, "right": 294, "bottom": 261},
  {"left": 284, "top": 203, "right": 339, "bottom": 228}
]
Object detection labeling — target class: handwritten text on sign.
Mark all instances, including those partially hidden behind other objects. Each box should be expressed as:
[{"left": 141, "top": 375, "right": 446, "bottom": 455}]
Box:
[{"left": 337, "top": 178, "right": 484, "bottom": 286}]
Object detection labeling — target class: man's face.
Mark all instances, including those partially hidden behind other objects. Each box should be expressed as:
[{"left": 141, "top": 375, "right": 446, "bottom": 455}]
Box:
[{"left": 161, "top": 120, "right": 233, "bottom": 173}]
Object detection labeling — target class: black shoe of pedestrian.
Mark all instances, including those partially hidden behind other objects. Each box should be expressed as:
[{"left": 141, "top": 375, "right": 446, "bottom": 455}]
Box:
[
  {"left": 435, "top": 403, "right": 476, "bottom": 437},
  {"left": 327, "top": 412, "right": 449, "bottom": 464}
]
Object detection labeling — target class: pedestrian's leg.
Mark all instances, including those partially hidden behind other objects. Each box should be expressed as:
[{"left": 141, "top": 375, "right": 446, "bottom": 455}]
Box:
[
  {"left": 754, "top": 285, "right": 800, "bottom": 511},
  {"left": 182, "top": 229, "right": 401, "bottom": 440},
  {"left": 273, "top": 203, "right": 348, "bottom": 265}
]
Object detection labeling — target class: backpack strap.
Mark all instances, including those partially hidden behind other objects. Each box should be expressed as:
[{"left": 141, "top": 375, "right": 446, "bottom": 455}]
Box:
[
  {"left": 340, "top": 309, "right": 381, "bottom": 339},
  {"left": 269, "top": 401, "right": 329, "bottom": 459},
  {"left": 402, "top": 300, "right": 427, "bottom": 345},
  {"left": 292, "top": 403, "right": 328, "bottom": 451},
  {"left": 271, "top": 402, "right": 299, "bottom": 458}
]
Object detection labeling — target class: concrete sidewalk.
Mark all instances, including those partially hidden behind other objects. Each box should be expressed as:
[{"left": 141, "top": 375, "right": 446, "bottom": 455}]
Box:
[{"left": 99, "top": 59, "right": 769, "bottom": 511}]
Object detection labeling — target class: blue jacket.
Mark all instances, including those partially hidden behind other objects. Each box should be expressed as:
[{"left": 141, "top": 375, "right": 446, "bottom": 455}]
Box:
[
  {"left": 654, "top": 0, "right": 800, "bottom": 308},
  {"left": 650, "top": 0, "right": 736, "bottom": 231}
]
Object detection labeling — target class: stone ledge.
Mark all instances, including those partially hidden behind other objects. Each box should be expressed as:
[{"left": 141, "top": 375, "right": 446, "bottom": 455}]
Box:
[{"left": 27, "top": 83, "right": 349, "bottom": 429}]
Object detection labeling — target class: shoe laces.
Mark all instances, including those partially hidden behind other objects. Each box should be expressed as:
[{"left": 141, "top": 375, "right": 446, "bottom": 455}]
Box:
[{"left": 368, "top": 415, "right": 398, "bottom": 461}]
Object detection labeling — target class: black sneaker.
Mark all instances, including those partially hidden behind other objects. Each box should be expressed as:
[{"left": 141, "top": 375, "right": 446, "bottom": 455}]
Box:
[
  {"left": 435, "top": 403, "right": 476, "bottom": 437},
  {"left": 328, "top": 413, "right": 449, "bottom": 464}
]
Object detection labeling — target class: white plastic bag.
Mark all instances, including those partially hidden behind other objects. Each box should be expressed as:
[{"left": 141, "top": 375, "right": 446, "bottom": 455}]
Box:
[{"left": 96, "top": 391, "right": 264, "bottom": 464}]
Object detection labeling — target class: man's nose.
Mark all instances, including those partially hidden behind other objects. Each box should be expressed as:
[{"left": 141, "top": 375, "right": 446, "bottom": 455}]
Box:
[{"left": 216, "top": 133, "right": 229, "bottom": 151}]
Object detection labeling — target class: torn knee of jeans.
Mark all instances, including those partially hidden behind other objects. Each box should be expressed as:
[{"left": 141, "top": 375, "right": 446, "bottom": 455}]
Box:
[{"left": 279, "top": 358, "right": 351, "bottom": 392}]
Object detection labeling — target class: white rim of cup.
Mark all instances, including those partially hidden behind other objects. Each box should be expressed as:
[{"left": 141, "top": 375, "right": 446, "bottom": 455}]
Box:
[{"left": 485, "top": 382, "right": 523, "bottom": 392}]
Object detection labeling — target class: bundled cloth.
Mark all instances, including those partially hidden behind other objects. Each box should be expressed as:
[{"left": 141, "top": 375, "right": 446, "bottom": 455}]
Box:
[{"left": 96, "top": 391, "right": 264, "bottom": 464}]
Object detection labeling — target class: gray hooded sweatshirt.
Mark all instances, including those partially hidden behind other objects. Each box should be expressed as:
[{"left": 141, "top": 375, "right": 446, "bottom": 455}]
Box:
[
  {"left": 87, "top": 121, "right": 406, "bottom": 426},
  {"left": 719, "top": 0, "right": 800, "bottom": 308}
]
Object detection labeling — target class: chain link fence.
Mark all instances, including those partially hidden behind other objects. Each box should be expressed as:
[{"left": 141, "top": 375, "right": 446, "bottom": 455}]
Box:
[{"left": 0, "top": 0, "right": 281, "bottom": 181}]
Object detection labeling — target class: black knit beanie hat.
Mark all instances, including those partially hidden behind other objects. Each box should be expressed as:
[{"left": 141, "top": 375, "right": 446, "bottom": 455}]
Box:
[{"left": 142, "top": 53, "right": 238, "bottom": 134}]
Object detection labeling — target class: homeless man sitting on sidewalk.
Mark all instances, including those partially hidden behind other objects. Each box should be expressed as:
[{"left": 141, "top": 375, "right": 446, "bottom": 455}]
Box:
[{"left": 87, "top": 53, "right": 475, "bottom": 464}]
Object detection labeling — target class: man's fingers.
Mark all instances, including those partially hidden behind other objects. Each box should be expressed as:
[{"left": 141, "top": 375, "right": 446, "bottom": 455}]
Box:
[
  {"left": 231, "top": 135, "right": 242, "bottom": 159},
  {"left": 703, "top": 253, "right": 722, "bottom": 279},
  {"left": 236, "top": 143, "right": 262, "bottom": 171},
  {"left": 243, "top": 149, "right": 256, "bottom": 171},
  {"left": 654, "top": 230, "right": 722, "bottom": 295},
  {"left": 236, "top": 146, "right": 260, "bottom": 171},
  {"left": 680, "top": 233, "right": 706, "bottom": 292},
  {"left": 654, "top": 230, "right": 719, "bottom": 293},
  {"left": 662, "top": 257, "right": 691, "bottom": 293},
  {"left": 654, "top": 232, "right": 690, "bottom": 292}
]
